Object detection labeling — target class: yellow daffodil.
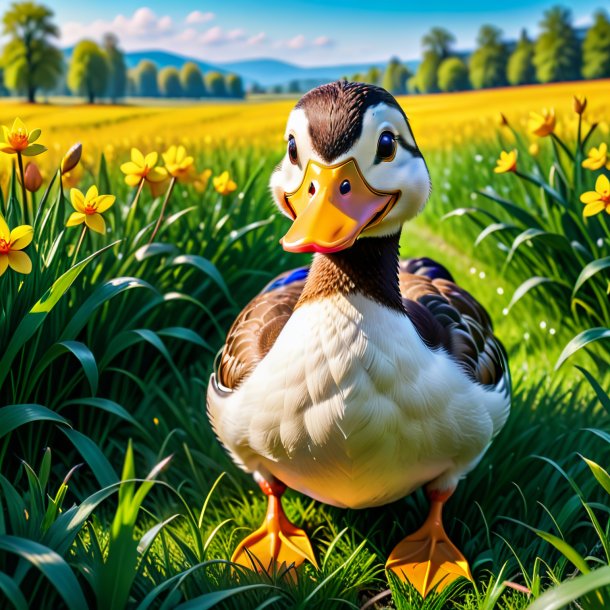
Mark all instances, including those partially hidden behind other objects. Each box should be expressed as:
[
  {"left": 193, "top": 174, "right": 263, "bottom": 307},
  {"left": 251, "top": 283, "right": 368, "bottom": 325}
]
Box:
[
  {"left": 162, "top": 145, "right": 195, "bottom": 182},
  {"left": 0, "top": 118, "right": 46, "bottom": 156},
  {"left": 0, "top": 216, "right": 33, "bottom": 276},
  {"left": 528, "top": 142, "right": 540, "bottom": 157},
  {"left": 194, "top": 169, "right": 212, "bottom": 193},
  {"left": 61, "top": 142, "right": 82, "bottom": 174},
  {"left": 121, "top": 148, "right": 167, "bottom": 187},
  {"left": 528, "top": 109, "right": 556, "bottom": 137},
  {"left": 580, "top": 174, "right": 610, "bottom": 217},
  {"left": 582, "top": 143, "right": 610, "bottom": 171},
  {"left": 213, "top": 171, "right": 237, "bottom": 195},
  {"left": 573, "top": 95, "right": 587, "bottom": 115},
  {"left": 66, "top": 185, "right": 115, "bottom": 234},
  {"left": 494, "top": 150, "right": 517, "bottom": 174}
]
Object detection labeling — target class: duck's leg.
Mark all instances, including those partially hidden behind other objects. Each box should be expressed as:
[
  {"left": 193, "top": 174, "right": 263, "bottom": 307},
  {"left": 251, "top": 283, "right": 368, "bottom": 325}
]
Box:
[
  {"left": 232, "top": 473, "right": 318, "bottom": 571},
  {"left": 386, "top": 487, "right": 472, "bottom": 597}
]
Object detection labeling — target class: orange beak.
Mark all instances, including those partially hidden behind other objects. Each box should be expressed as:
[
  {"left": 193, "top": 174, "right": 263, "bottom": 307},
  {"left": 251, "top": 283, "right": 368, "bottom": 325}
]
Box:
[{"left": 280, "top": 158, "right": 399, "bottom": 254}]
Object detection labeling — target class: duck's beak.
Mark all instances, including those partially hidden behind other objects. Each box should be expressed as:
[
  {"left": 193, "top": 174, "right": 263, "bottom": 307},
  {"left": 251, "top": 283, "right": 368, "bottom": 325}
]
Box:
[{"left": 280, "top": 158, "right": 399, "bottom": 254}]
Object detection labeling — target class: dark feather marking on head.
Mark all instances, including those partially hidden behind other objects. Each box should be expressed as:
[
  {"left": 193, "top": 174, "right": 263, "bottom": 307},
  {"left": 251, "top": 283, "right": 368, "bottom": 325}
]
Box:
[{"left": 295, "top": 81, "right": 414, "bottom": 163}]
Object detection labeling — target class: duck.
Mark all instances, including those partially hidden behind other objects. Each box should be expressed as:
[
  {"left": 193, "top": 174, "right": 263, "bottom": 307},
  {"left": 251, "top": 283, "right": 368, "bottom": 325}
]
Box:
[{"left": 207, "top": 80, "right": 511, "bottom": 597}]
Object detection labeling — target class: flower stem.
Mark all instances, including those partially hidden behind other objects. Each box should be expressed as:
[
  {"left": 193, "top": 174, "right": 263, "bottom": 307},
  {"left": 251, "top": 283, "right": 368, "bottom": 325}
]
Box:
[
  {"left": 17, "top": 152, "right": 28, "bottom": 224},
  {"left": 125, "top": 178, "right": 145, "bottom": 236},
  {"left": 550, "top": 133, "right": 574, "bottom": 162},
  {"left": 72, "top": 225, "right": 87, "bottom": 265},
  {"left": 149, "top": 176, "right": 176, "bottom": 244}
]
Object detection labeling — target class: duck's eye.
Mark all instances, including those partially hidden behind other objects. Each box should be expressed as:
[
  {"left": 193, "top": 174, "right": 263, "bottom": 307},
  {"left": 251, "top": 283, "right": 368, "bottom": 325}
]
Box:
[
  {"left": 288, "top": 135, "right": 298, "bottom": 165},
  {"left": 377, "top": 131, "right": 397, "bottom": 161}
]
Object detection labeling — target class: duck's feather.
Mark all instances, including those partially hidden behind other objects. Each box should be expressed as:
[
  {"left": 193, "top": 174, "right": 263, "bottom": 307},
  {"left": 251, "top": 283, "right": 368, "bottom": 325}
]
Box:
[{"left": 217, "top": 258, "right": 508, "bottom": 394}]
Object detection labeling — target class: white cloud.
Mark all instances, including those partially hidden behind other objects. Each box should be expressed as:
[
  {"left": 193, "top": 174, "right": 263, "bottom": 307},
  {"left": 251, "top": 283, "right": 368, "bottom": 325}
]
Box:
[
  {"left": 185, "top": 10, "right": 215, "bottom": 25},
  {"left": 276, "top": 34, "right": 335, "bottom": 50},
  {"left": 313, "top": 36, "right": 333, "bottom": 48},
  {"left": 61, "top": 7, "right": 174, "bottom": 45},
  {"left": 247, "top": 32, "right": 266, "bottom": 45},
  {"left": 286, "top": 34, "right": 306, "bottom": 49},
  {"left": 198, "top": 26, "right": 246, "bottom": 46}
]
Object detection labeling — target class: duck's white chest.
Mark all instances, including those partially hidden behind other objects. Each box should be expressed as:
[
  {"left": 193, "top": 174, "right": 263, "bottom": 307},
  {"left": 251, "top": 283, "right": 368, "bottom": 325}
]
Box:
[{"left": 214, "top": 293, "right": 501, "bottom": 508}]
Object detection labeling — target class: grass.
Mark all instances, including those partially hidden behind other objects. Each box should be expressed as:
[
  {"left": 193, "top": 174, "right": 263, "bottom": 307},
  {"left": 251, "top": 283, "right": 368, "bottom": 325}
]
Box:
[{"left": 1, "top": 81, "right": 610, "bottom": 609}]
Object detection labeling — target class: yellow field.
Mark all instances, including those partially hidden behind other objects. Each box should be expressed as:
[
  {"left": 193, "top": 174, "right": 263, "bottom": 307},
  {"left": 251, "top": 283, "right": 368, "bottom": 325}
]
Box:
[{"left": 0, "top": 79, "right": 608, "bottom": 171}]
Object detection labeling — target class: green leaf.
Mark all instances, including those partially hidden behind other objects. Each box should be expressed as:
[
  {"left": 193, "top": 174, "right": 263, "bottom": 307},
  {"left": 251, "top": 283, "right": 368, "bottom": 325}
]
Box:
[
  {"left": 0, "top": 536, "right": 88, "bottom": 610},
  {"left": 171, "top": 254, "right": 236, "bottom": 307},
  {"left": 32, "top": 341, "right": 99, "bottom": 396},
  {"left": 134, "top": 243, "right": 178, "bottom": 261},
  {"left": 576, "top": 366, "right": 610, "bottom": 416},
  {"left": 582, "top": 457, "right": 610, "bottom": 497},
  {"left": 526, "top": 566, "right": 610, "bottom": 610},
  {"left": 535, "top": 530, "right": 590, "bottom": 574},
  {"left": 506, "top": 228, "right": 571, "bottom": 263},
  {"left": 478, "top": 189, "right": 544, "bottom": 228},
  {"left": 61, "top": 276, "right": 157, "bottom": 340},
  {"left": 441, "top": 206, "right": 501, "bottom": 223},
  {"left": 157, "top": 327, "right": 212, "bottom": 351},
  {"left": 474, "top": 222, "right": 518, "bottom": 247},
  {"left": 60, "top": 428, "right": 118, "bottom": 487},
  {"left": 508, "top": 277, "right": 569, "bottom": 311},
  {"left": 0, "top": 571, "right": 28, "bottom": 610},
  {"left": 174, "top": 585, "right": 279, "bottom": 610},
  {"left": 555, "top": 327, "right": 610, "bottom": 369},
  {"left": 61, "top": 397, "right": 143, "bottom": 430},
  {"left": 0, "top": 242, "right": 118, "bottom": 389},
  {"left": 0, "top": 405, "right": 69, "bottom": 439},
  {"left": 572, "top": 257, "right": 610, "bottom": 297}
]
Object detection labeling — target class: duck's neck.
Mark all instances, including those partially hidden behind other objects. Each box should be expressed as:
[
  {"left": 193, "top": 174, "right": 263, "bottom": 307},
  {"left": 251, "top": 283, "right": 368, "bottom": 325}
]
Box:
[{"left": 296, "top": 232, "right": 405, "bottom": 313}]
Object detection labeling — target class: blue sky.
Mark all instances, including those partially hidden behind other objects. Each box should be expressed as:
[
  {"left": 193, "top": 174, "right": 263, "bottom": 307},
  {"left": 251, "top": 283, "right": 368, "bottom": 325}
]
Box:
[{"left": 50, "top": 0, "right": 603, "bottom": 66}]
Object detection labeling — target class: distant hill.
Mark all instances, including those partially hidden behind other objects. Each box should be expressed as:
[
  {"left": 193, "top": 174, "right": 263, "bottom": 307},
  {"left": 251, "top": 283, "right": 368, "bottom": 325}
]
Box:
[{"left": 62, "top": 47, "right": 419, "bottom": 89}]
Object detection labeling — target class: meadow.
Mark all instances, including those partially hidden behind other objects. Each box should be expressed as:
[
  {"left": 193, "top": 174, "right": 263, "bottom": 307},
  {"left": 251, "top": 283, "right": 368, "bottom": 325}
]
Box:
[{"left": 1, "top": 79, "right": 610, "bottom": 610}]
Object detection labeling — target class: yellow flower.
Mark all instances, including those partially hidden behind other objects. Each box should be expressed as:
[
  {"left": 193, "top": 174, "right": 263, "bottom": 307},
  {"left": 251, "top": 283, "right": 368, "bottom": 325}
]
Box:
[
  {"left": 193, "top": 169, "right": 212, "bottom": 193},
  {"left": 580, "top": 174, "right": 610, "bottom": 217},
  {"left": 494, "top": 150, "right": 517, "bottom": 174},
  {"left": 0, "top": 216, "right": 33, "bottom": 276},
  {"left": 66, "top": 185, "right": 115, "bottom": 234},
  {"left": 213, "top": 171, "right": 237, "bottom": 195},
  {"left": 582, "top": 143, "right": 610, "bottom": 171},
  {"left": 61, "top": 142, "right": 82, "bottom": 174},
  {"left": 120, "top": 148, "right": 167, "bottom": 187},
  {"left": 528, "top": 109, "right": 556, "bottom": 137},
  {"left": 162, "top": 145, "right": 195, "bottom": 182},
  {"left": 0, "top": 118, "right": 46, "bottom": 156},
  {"left": 528, "top": 142, "right": 540, "bottom": 157}
]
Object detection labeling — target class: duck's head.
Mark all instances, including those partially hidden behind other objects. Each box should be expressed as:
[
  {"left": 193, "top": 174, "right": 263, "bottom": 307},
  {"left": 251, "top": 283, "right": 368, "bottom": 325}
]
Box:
[{"left": 270, "top": 81, "right": 430, "bottom": 254}]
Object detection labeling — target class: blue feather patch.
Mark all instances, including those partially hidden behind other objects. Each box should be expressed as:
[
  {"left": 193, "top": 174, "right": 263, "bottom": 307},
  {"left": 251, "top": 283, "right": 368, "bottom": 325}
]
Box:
[{"left": 264, "top": 267, "right": 309, "bottom": 293}]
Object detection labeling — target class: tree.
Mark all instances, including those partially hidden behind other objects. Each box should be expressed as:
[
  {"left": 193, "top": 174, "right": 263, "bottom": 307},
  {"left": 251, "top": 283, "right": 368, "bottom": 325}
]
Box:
[
  {"left": 180, "top": 62, "right": 205, "bottom": 98},
  {"left": 287, "top": 79, "right": 301, "bottom": 94},
  {"left": 1, "top": 1, "right": 63, "bottom": 102},
  {"left": 366, "top": 66, "right": 381, "bottom": 85},
  {"left": 382, "top": 57, "right": 410, "bottom": 95},
  {"left": 438, "top": 57, "right": 469, "bottom": 92},
  {"left": 507, "top": 29, "right": 536, "bottom": 85},
  {"left": 103, "top": 33, "right": 126, "bottom": 103},
  {"left": 225, "top": 74, "right": 244, "bottom": 98},
  {"left": 205, "top": 71, "right": 226, "bottom": 97},
  {"left": 414, "top": 27, "right": 455, "bottom": 93},
  {"left": 158, "top": 67, "right": 182, "bottom": 97},
  {"left": 469, "top": 25, "right": 508, "bottom": 89},
  {"left": 582, "top": 10, "right": 610, "bottom": 79},
  {"left": 67, "top": 40, "right": 108, "bottom": 103},
  {"left": 249, "top": 82, "right": 265, "bottom": 94},
  {"left": 422, "top": 27, "right": 455, "bottom": 60},
  {"left": 534, "top": 6, "right": 581, "bottom": 83},
  {"left": 135, "top": 60, "right": 158, "bottom": 97}
]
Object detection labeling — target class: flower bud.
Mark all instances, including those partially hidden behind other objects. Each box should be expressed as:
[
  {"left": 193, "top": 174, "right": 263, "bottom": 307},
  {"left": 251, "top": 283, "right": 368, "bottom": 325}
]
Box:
[
  {"left": 61, "top": 142, "right": 82, "bottom": 174},
  {"left": 498, "top": 112, "right": 509, "bottom": 127},
  {"left": 24, "top": 162, "right": 43, "bottom": 192},
  {"left": 573, "top": 95, "right": 587, "bottom": 115}
]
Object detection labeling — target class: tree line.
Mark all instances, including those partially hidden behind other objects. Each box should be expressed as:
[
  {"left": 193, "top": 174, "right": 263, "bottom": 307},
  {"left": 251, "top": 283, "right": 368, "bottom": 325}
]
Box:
[
  {"left": 0, "top": 1, "right": 245, "bottom": 103},
  {"left": 348, "top": 7, "right": 610, "bottom": 95}
]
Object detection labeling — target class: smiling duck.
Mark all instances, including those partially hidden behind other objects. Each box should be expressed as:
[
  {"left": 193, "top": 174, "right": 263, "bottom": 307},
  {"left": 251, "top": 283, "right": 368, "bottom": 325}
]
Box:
[{"left": 207, "top": 81, "right": 511, "bottom": 597}]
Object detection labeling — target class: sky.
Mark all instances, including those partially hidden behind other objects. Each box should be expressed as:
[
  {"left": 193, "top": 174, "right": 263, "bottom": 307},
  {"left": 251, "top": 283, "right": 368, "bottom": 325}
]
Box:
[{"left": 48, "top": 0, "right": 604, "bottom": 66}]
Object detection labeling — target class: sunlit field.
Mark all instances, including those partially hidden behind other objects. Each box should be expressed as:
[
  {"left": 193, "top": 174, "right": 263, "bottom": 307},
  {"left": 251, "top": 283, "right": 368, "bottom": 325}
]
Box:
[{"left": 1, "top": 80, "right": 610, "bottom": 609}]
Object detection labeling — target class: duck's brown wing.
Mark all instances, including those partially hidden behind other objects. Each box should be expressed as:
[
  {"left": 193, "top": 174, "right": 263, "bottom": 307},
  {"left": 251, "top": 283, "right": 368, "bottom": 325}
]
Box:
[
  {"left": 216, "top": 267, "right": 308, "bottom": 390},
  {"left": 399, "top": 257, "right": 510, "bottom": 391}
]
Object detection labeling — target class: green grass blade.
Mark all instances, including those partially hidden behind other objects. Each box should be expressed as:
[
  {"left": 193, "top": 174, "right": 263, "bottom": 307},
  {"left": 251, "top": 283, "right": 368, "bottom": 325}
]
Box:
[
  {"left": 0, "top": 571, "right": 28, "bottom": 610},
  {"left": 0, "top": 535, "right": 88, "bottom": 610},
  {"left": 0, "top": 405, "right": 69, "bottom": 439},
  {"left": 526, "top": 566, "right": 610, "bottom": 610},
  {"left": 60, "top": 428, "right": 118, "bottom": 487},
  {"left": 555, "top": 327, "right": 610, "bottom": 370},
  {"left": 174, "top": 584, "right": 279, "bottom": 610}
]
